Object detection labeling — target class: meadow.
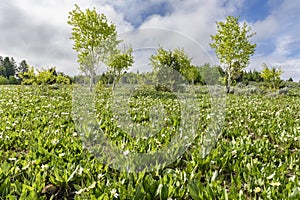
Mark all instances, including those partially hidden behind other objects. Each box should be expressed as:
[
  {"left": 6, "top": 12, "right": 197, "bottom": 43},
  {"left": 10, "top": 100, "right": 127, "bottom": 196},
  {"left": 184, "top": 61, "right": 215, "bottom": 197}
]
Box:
[{"left": 0, "top": 85, "right": 299, "bottom": 199}]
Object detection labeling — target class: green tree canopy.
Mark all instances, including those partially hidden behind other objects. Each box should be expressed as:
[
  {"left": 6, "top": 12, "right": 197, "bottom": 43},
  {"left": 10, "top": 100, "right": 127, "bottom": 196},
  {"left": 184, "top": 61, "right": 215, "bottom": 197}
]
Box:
[
  {"left": 150, "top": 47, "right": 192, "bottom": 74},
  {"left": 0, "top": 57, "right": 16, "bottom": 78},
  {"left": 260, "top": 63, "right": 282, "bottom": 90},
  {"left": 68, "top": 4, "right": 120, "bottom": 91},
  {"left": 150, "top": 47, "right": 194, "bottom": 90},
  {"left": 210, "top": 16, "right": 256, "bottom": 93},
  {"left": 108, "top": 48, "right": 134, "bottom": 88}
]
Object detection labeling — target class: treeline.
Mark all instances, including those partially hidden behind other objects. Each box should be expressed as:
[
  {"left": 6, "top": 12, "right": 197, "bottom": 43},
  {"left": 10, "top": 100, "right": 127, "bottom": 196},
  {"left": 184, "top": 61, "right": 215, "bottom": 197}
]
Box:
[
  {"left": 73, "top": 64, "right": 225, "bottom": 86},
  {"left": 0, "top": 56, "right": 72, "bottom": 85},
  {"left": 73, "top": 63, "right": 275, "bottom": 87},
  {"left": 1, "top": 55, "right": 295, "bottom": 90},
  {"left": 0, "top": 56, "right": 24, "bottom": 84}
]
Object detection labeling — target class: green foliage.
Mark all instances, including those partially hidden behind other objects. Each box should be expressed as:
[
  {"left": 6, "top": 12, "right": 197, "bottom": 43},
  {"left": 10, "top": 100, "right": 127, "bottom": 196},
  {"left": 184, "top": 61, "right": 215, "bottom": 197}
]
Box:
[
  {"left": 68, "top": 4, "right": 119, "bottom": 91},
  {"left": 19, "top": 66, "right": 37, "bottom": 85},
  {"left": 36, "top": 68, "right": 57, "bottom": 85},
  {"left": 17, "top": 60, "right": 29, "bottom": 74},
  {"left": 0, "top": 57, "right": 16, "bottom": 78},
  {"left": 150, "top": 47, "right": 192, "bottom": 75},
  {"left": 0, "top": 56, "right": 29, "bottom": 85},
  {"left": 0, "top": 66, "right": 6, "bottom": 78},
  {"left": 150, "top": 47, "right": 194, "bottom": 90},
  {"left": 56, "top": 75, "right": 71, "bottom": 85},
  {"left": 234, "top": 85, "right": 266, "bottom": 96},
  {"left": 260, "top": 63, "right": 283, "bottom": 90},
  {"left": 198, "top": 63, "right": 224, "bottom": 85},
  {"left": 108, "top": 48, "right": 134, "bottom": 88},
  {"left": 185, "top": 65, "right": 203, "bottom": 85},
  {"left": 236, "top": 70, "right": 263, "bottom": 85},
  {"left": 210, "top": 16, "right": 256, "bottom": 93},
  {"left": 19, "top": 67, "right": 71, "bottom": 85},
  {"left": 8, "top": 76, "right": 18, "bottom": 84},
  {"left": 0, "top": 76, "right": 8, "bottom": 85},
  {"left": 1, "top": 84, "right": 299, "bottom": 199},
  {"left": 109, "top": 49, "right": 134, "bottom": 74}
]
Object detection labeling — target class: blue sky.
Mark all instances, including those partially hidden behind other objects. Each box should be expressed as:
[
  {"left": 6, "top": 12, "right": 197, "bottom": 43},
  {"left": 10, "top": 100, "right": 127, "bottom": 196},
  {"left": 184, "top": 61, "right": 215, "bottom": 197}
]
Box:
[
  {"left": 0, "top": 0, "right": 299, "bottom": 81},
  {"left": 238, "top": 0, "right": 271, "bottom": 22}
]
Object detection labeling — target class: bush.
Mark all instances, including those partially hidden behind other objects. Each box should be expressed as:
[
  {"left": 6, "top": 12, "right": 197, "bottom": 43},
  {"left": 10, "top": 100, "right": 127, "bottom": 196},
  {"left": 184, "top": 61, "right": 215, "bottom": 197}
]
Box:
[
  {"left": 234, "top": 85, "right": 265, "bottom": 96},
  {"left": 186, "top": 85, "right": 211, "bottom": 94},
  {"left": 8, "top": 76, "right": 19, "bottom": 84},
  {"left": 155, "top": 84, "right": 172, "bottom": 92},
  {"left": 0, "top": 76, "right": 9, "bottom": 85},
  {"left": 36, "top": 69, "right": 56, "bottom": 85},
  {"left": 132, "top": 84, "right": 156, "bottom": 97},
  {"left": 56, "top": 75, "right": 70, "bottom": 84},
  {"left": 278, "top": 87, "right": 289, "bottom": 95}
]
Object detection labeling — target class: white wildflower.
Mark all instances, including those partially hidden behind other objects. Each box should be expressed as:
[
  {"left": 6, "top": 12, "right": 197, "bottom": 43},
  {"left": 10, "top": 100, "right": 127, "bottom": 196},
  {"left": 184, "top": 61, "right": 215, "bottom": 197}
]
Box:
[
  {"left": 111, "top": 188, "right": 119, "bottom": 198},
  {"left": 78, "top": 166, "right": 84, "bottom": 175},
  {"left": 98, "top": 174, "right": 104, "bottom": 179},
  {"left": 231, "top": 150, "right": 237, "bottom": 157},
  {"left": 59, "top": 153, "right": 65, "bottom": 157},
  {"left": 270, "top": 182, "right": 281, "bottom": 187},
  {"left": 75, "top": 188, "right": 86, "bottom": 195},
  {"left": 123, "top": 150, "right": 130, "bottom": 156},
  {"left": 15, "top": 166, "right": 20, "bottom": 173},
  {"left": 41, "top": 164, "right": 49, "bottom": 170},
  {"left": 22, "top": 164, "right": 30, "bottom": 170},
  {"left": 254, "top": 187, "right": 261, "bottom": 193},
  {"left": 52, "top": 139, "right": 59, "bottom": 145},
  {"left": 267, "top": 172, "right": 275, "bottom": 180},
  {"left": 88, "top": 182, "right": 97, "bottom": 189}
]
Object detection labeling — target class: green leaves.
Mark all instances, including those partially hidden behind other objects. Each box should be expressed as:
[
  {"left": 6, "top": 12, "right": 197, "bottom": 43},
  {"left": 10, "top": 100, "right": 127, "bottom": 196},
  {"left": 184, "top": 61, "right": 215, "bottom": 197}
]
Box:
[
  {"left": 68, "top": 4, "right": 120, "bottom": 91},
  {"left": 260, "top": 63, "right": 283, "bottom": 90},
  {"left": 1, "top": 85, "right": 300, "bottom": 199},
  {"left": 210, "top": 16, "right": 256, "bottom": 92},
  {"left": 149, "top": 47, "right": 194, "bottom": 91},
  {"left": 108, "top": 48, "right": 134, "bottom": 89}
]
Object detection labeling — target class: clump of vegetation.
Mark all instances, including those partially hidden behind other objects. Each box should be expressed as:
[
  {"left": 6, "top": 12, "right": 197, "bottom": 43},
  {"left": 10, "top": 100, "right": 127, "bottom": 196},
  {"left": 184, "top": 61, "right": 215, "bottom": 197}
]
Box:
[
  {"left": 260, "top": 63, "right": 283, "bottom": 91},
  {"left": 234, "top": 85, "right": 266, "bottom": 96},
  {"left": 19, "top": 67, "right": 71, "bottom": 85},
  {"left": 0, "top": 75, "right": 9, "bottom": 85}
]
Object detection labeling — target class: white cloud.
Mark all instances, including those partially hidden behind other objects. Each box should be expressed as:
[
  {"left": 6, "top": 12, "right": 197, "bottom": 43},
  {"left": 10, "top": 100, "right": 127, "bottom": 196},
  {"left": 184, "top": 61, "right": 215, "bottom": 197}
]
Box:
[
  {"left": 250, "top": 55, "right": 300, "bottom": 81},
  {"left": 273, "top": 35, "right": 294, "bottom": 57},
  {"left": 101, "top": 0, "right": 173, "bottom": 27},
  {"left": 0, "top": 0, "right": 299, "bottom": 81},
  {"left": 0, "top": 0, "right": 131, "bottom": 75},
  {"left": 137, "top": 0, "right": 239, "bottom": 66},
  {"left": 251, "top": 15, "right": 278, "bottom": 41},
  {"left": 247, "top": 0, "right": 300, "bottom": 81}
]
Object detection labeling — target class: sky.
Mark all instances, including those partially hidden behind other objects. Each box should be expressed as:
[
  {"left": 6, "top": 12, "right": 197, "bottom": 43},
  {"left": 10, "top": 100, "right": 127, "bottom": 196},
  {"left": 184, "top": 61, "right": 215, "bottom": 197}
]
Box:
[{"left": 0, "top": 0, "right": 299, "bottom": 81}]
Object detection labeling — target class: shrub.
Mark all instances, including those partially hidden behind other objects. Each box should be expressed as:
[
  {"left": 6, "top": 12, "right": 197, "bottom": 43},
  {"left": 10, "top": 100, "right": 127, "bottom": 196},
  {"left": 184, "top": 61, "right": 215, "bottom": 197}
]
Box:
[
  {"left": 36, "top": 69, "right": 56, "bottom": 85},
  {"left": 260, "top": 63, "right": 282, "bottom": 90},
  {"left": 234, "top": 85, "right": 265, "bottom": 96},
  {"left": 56, "top": 75, "right": 70, "bottom": 84},
  {"left": 155, "top": 84, "right": 172, "bottom": 92},
  {"left": 0, "top": 76, "right": 8, "bottom": 85},
  {"left": 278, "top": 87, "right": 289, "bottom": 95},
  {"left": 8, "top": 76, "right": 19, "bottom": 84}
]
